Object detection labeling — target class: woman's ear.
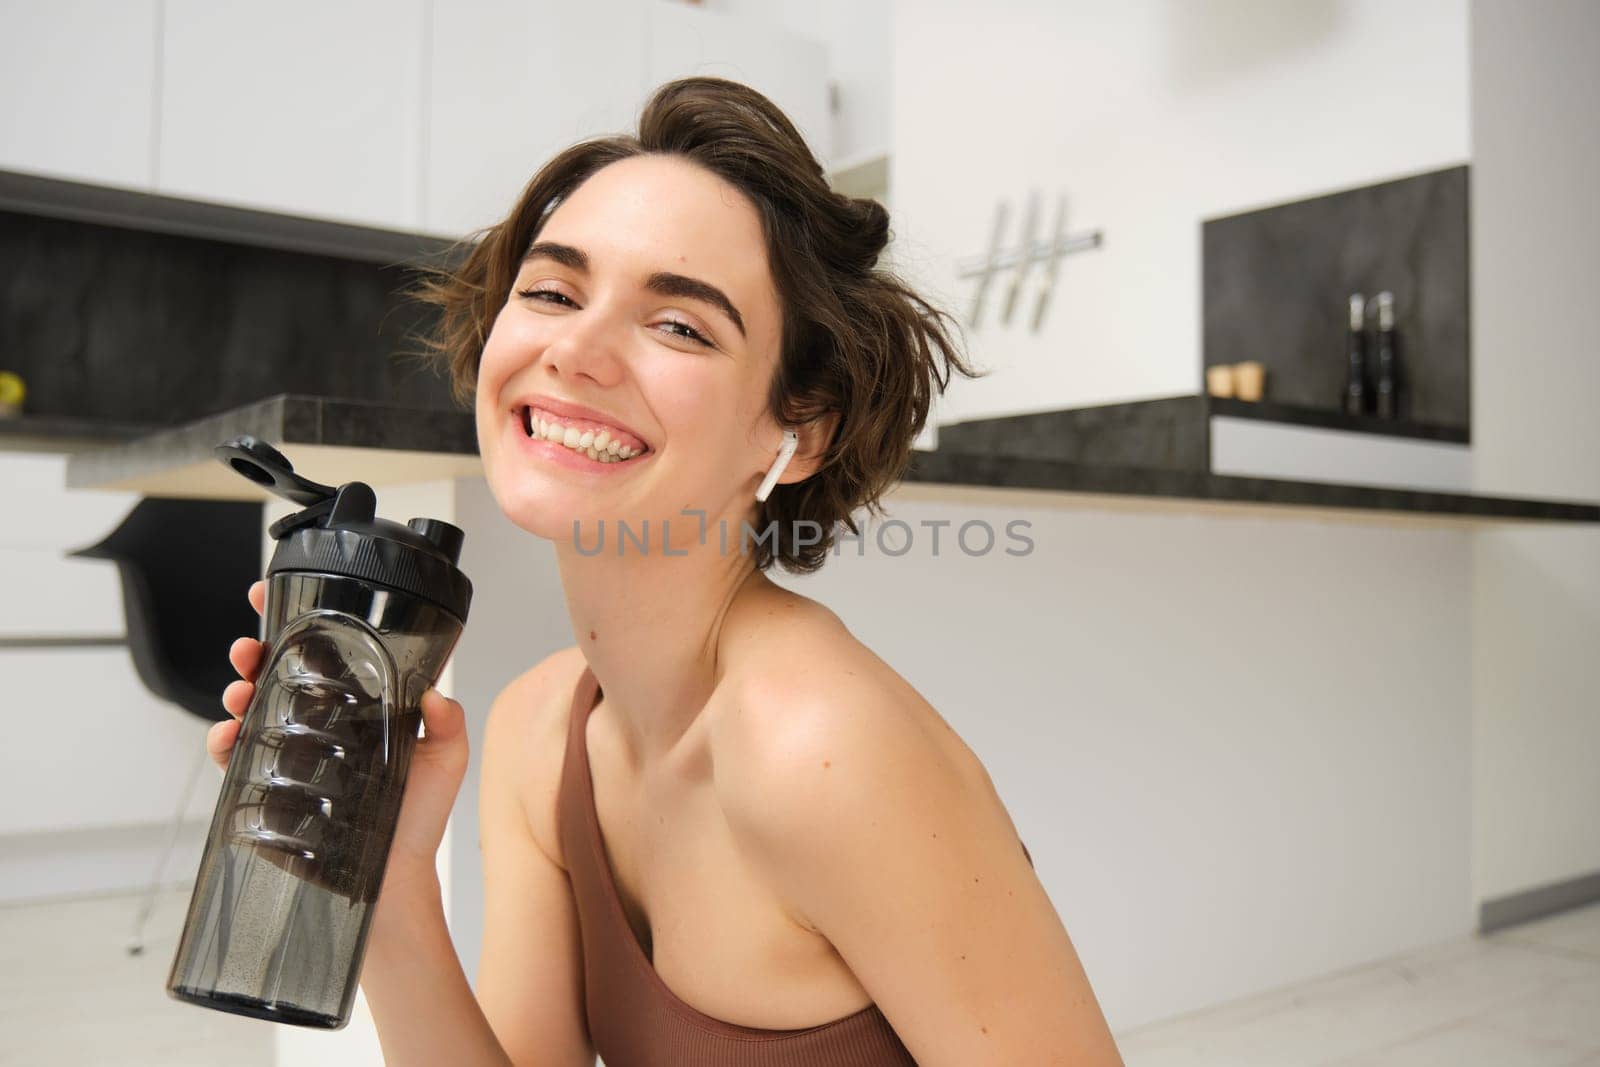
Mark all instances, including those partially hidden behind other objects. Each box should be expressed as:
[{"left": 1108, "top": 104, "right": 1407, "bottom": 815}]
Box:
[
  {"left": 782, "top": 410, "right": 838, "bottom": 483},
  {"left": 754, "top": 410, "right": 838, "bottom": 502}
]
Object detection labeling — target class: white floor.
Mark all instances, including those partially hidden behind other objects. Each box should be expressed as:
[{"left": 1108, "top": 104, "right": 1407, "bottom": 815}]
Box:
[
  {"left": 3, "top": 886, "right": 1598, "bottom": 1066},
  {"left": 0, "top": 885, "right": 276, "bottom": 1067},
  {"left": 1116, "top": 902, "right": 1600, "bottom": 1066}
]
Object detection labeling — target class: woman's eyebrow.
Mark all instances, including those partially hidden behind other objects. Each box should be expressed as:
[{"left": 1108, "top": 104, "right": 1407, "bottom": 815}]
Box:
[
  {"left": 522, "top": 242, "right": 746, "bottom": 338},
  {"left": 523, "top": 241, "right": 588, "bottom": 270},
  {"left": 644, "top": 271, "right": 746, "bottom": 337}
]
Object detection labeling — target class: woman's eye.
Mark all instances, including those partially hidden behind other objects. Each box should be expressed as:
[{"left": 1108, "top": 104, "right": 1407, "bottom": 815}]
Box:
[
  {"left": 658, "top": 319, "right": 712, "bottom": 346},
  {"left": 516, "top": 287, "right": 577, "bottom": 308}
]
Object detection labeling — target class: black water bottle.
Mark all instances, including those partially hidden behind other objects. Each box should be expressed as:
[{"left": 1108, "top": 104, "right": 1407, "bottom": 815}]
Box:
[{"left": 167, "top": 435, "right": 472, "bottom": 1029}]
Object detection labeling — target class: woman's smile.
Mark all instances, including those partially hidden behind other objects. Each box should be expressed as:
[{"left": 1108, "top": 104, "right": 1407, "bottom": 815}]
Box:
[{"left": 508, "top": 405, "right": 658, "bottom": 474}]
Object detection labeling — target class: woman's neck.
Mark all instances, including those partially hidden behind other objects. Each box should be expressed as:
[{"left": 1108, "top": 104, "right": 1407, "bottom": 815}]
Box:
[{"left": 554, "top": 526, "right": 769, "bottom": 768}]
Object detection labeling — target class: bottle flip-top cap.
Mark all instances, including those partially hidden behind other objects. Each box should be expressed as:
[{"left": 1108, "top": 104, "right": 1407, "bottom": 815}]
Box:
[{"left": 215, "top": 435, "right": 472, "bottom": 622}]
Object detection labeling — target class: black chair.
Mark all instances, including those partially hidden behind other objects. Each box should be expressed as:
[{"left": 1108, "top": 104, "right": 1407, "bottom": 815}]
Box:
[{"left": 68, "top": 496, "right": 263, "bottom": 953}]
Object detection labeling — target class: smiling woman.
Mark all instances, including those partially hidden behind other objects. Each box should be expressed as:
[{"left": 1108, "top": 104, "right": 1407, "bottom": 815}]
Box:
[{"left": 360, "top": 77, "right": 1128, "bottom": 1067}]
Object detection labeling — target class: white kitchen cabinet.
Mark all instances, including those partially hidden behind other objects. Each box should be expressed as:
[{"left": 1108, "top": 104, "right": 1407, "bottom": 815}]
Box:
[
  {"left": 157, "top": 0, "right": 428, "bottom": 231},
  {"left": 424, "top": 0, "right": 832, "bottom": 239},
  {"left": 4, "top": 0, "right": 831, "bottom": 237},
  {"left": 0, "top": 0, "right": 160, "bottom": 190},
  {"left": 424, "top": 0, "right": 649, "bottom": 238},
  {"left": 0, "top": 646, "right": 217, "bottom": 839},
  {"left": 0, "top": 451, "right": 215, "bottom": 901},
  {"left": 647, "top": 0, "right": 830, "bottom": 163},
  {"left": 0, "top": 545, "right": 125, "bottom": 637},
  {"left": 0, "top": 452, "right": 136, "bottom": 635}
]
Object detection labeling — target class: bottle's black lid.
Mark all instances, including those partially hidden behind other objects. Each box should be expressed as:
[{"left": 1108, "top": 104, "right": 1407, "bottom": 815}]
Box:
[{"left": 215, "top": 435, "right": 472, "bottom": 622}]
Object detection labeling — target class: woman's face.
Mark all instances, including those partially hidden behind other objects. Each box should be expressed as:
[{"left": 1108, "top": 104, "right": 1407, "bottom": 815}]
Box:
[{"left": 475, "top": 154, "right": 786, "bottom": 546}]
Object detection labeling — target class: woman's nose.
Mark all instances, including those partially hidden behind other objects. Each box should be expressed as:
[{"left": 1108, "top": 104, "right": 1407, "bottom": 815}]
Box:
[{"left": 541, "top": 304, "right": 628, "bottom": 388}]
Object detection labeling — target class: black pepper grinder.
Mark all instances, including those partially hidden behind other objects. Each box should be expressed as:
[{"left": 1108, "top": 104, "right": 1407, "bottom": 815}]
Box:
[
  {"left": 1373, "top": 291, "right": 1402, "bottom": 419},
  {"left": 167, "top": 435, "right": 472, "bottom": 1030},
  {"left": 1343, "top": 292, "right": 1369, "bottom": 416}
]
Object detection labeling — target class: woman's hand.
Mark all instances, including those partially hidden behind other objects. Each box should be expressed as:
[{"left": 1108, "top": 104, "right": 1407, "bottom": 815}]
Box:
[{"left": 212, "top": 579, "right": 471, "bottom": 891}]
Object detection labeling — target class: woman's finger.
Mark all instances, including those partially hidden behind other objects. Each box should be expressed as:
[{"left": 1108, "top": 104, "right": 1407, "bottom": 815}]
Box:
[
  {"left": 419, "top": 688, "right": 468, "bottom": 746},
  {"left": 207, "top": 718, "right": 239, "bottom": 771},
  {"left": 248, "top": 580, "right": 266, "bottom": 617},
  {"left": 222, "top": 679, "right": 254, "bottom": 720},
  {"left": 229, "top": 636, "right": 262, "bottom": 681}
]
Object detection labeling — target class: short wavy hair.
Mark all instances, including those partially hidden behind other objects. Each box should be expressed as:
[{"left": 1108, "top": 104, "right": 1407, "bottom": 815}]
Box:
[{"left": 413, "top": 76, "right": 982, "bottom": 574}]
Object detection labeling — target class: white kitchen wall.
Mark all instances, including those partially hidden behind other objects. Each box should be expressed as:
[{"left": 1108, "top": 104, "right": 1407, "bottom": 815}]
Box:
[
  {"left": 813, "top": 0, "right": 892, "bottom": 163},
  {"left": 648, "top": 2, "right": 829, "bottom": 158},
  {"left": 890, "top": 0, "right": 1472, "bottom": 423},
  {"left": 659, "top": 0, "right": 892, "bottom": 162},
  {"left": 1468, "top": 0, "right": 1600, "bottom": 909}
]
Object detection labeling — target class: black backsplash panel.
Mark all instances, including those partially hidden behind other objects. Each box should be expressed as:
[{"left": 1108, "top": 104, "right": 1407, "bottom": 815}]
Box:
[
  {"left": 1202, "top": 165, "right": 1469, "bottom": 432},
  {"left": 0, "top": 211, "right": 457, "bottom": 426}
]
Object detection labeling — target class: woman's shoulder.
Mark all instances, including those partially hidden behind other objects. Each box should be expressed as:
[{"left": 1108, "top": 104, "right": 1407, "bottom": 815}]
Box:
[
  {"left": 706, "top": 587, "right": 1017, "bottom": 940},
  {"left": 710, "top": 583, "right": 992, "bottom": 828},
  {"left": 491, "top": 645, "right": 589, "bottom": 737}
]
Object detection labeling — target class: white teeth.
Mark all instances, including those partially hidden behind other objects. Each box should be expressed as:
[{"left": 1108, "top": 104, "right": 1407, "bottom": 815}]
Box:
[{"left": 524, "top": 409, "right": 645, "bottom": 462}]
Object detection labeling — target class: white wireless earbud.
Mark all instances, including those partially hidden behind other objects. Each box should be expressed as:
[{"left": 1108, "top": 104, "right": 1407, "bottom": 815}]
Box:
[{"left": 754, "top": 429, "right": 800, "bottom": 502}]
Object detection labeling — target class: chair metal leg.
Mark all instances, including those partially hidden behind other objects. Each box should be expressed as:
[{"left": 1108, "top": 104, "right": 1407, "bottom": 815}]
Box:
[{"left": 126, "top": 739, "right": 213, "bottom": 956}]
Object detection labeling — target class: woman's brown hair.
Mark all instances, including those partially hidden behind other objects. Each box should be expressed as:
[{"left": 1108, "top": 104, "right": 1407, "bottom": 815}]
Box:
[{"left": 413, "top": 76, "right": 983, "bottom": 574}]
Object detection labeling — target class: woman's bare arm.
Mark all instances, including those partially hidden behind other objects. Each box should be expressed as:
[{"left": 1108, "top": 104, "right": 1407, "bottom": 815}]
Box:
[
  {"left": 360, "top": 873, "right": 514, "bottom": 1066},
  {"left": 360, "top": 653, "right": 593, "bottom": 1066},
  {"left": 473, "top": 652, "right": 595, "bottom": 1065}
]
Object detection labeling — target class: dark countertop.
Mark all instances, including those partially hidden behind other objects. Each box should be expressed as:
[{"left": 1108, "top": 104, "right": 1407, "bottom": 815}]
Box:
[
  {"left": 0, "top": 412, "right": 164, "bottom": 454},
  {"left": 1204, "top": 396, "right": 1468, "bottom": 443},
  {"left": 62, "top": 392, "right": 1600, "bottom": 523},
  {"left": 925, "top": 394, "right": 1594, "bottom": 523},
  {"left": 901, "top": 450, "right": 1600, "bottom": 524},
  {"left": 65, "top": 394, "right": 477, "bottom": 500},
  {"left": 934, "top": 394, "right": 1469, "bottom": 475}
]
